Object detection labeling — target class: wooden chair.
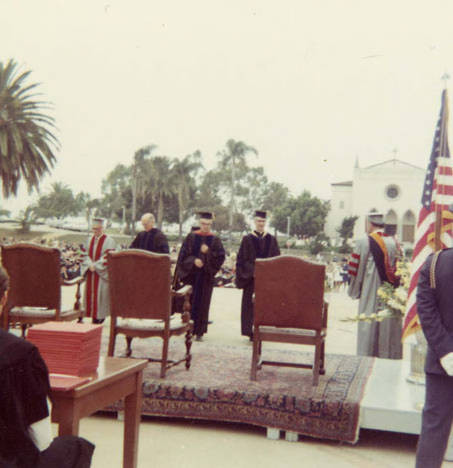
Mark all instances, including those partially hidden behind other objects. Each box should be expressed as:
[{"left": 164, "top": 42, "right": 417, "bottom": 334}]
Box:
[
  {"left": 107, "top": 249, "right": 193, "bottom": 378},
  {"left": 251, "top": 255, "right": 328, "bottom": 386},
  {"left": 1, "top": 243, "right": 84, "bottom": 336}
]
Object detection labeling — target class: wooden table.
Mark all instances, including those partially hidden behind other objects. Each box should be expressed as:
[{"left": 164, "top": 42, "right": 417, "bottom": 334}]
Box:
[{"left": 50, "top": 357, "right": 148, "bottom": 468}]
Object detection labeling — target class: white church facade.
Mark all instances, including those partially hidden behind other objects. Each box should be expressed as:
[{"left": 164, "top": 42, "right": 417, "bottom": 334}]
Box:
[{"left": 325, "top": 159, "right": 426, "bottom": 246}]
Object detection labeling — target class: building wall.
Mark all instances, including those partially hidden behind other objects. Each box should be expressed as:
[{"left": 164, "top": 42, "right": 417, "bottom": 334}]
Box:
[
  {"left": 324, "top": 184, "right": 353, "bottom": 244},
  {"left": 325, "top": 159, "right": 425, "bottom": 247}
]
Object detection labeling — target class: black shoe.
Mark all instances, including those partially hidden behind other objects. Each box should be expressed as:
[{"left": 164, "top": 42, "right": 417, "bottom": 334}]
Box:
[
  {"left": 92, "top": 318, "right": 105, "bottom": 324},
  {"left": 208, "top": 320, "right": 213, "bottom": 325},
  {"left": 195, "top": 335, "right": 203, "bottom": 342}
]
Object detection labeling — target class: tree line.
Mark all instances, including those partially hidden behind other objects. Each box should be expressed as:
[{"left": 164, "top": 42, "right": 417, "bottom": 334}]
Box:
[
  {"left": 29, "top": 139, "right": 333, "bottom": 243},
  {"left": 1, "top": 59, "right": 341, "bottom": 247}
]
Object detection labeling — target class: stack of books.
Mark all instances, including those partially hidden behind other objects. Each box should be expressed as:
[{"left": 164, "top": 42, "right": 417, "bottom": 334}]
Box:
[{"left": 28, "top": 321, "right": 103, "bottom": 376}]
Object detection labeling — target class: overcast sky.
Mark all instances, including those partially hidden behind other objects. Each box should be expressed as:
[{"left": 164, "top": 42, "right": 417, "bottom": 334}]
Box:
[{"left": 2, "top": 0, "right": 453, "bottom": 215}]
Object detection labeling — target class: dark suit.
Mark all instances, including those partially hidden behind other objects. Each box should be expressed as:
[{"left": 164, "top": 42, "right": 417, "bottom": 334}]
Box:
[{"left": 416, "top": 248, "right": 453, "bottom": 468}]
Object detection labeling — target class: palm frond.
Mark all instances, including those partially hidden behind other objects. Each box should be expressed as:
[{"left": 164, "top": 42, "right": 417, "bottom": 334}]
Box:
[{"left": 0, "top": 59, "right": 59, "bottom": 197}]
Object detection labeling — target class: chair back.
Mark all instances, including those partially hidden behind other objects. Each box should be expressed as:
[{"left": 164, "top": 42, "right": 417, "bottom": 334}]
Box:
[
  {"left": 254, "top": 255, "right": 325, "bottom": 330},
  {"left": 108, "top": 250, "right": 172, "bottom": 320},
  {"left": 1, "top": 243, "right": 61, "bottom": 310}
]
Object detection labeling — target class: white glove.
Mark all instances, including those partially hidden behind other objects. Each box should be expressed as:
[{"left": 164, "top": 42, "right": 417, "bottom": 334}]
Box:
[{"left": 440, "top": 352, "right": 453, "bottom": 376}]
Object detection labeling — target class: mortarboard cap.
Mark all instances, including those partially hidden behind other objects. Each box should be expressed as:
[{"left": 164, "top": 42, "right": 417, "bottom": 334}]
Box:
[
  {"left": 254, "top": 210, "right": 267, "bottom": 219},
  {"left": 367, "top": 213, "right": 384, "bottom": 227},
  {"left": 197, "top": 211, "right": 213, "bottom": 220}
]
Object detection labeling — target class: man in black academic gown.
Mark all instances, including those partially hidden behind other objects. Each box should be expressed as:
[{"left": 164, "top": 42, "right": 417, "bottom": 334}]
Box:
[
  {"left": 0, "top": 267, "right": 95, "bottom": 468},
  {"left": 236, "top": 210, "right": 280, "bottom": 340},
  {"left": 176, "top": 212, "right": 225, "bottom": 341},
  {"left": 130, "top": 212, "right": 169, "bottom": 253}
]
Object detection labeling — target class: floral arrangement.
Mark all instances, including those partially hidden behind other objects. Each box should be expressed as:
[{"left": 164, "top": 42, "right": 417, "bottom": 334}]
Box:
[{"left": 343, "top": 258, "right": 410, "bottom": 323}]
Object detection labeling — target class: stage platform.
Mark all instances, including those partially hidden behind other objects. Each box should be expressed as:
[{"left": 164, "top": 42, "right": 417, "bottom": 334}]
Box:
[
  {"left": 266, "top": 358, "right": 429, "bottom": 444},
  {"left": 359, "top": 358, "right": 453, "bottom": 463},
  {"left": 109, "top": 342, "right": 440, "bottom": 446},
  {"left": 105, "top": 337, "right": 373, "bottom": 444},
  {"left": 360, "top": 358, "right": 424, "bottom": 435},
  {"left": 102, "top": 331, "right": 435, "bottom": 444}
]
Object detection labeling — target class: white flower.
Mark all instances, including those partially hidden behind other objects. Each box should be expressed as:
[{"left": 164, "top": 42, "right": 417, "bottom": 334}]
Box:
[
  {"left": 378, "top": 309, "right": 391, "bottom": 317},
  {"left": 394, "top": 287, "right": 407, "bottom": 302}
]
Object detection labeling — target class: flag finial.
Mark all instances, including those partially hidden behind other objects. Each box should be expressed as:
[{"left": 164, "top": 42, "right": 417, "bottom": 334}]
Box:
[{"left": 442, "top": 72, "right": 450, "bottom": 89}]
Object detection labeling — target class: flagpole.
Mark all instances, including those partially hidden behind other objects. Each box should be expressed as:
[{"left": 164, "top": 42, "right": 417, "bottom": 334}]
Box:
[{"left": 434, "top": 75, "right": 450, "bottom": 251}]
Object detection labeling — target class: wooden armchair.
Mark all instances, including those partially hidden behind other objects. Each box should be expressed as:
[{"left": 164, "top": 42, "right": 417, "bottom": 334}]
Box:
[
  {"left": 1, "top": 243, "right": 84, "bottom": 336},
  {"left": 107, "top": 250, "right": 193, "bottom": 378},
  {"left": 251, "top": 255, "right": 328, "bottom": 386}
]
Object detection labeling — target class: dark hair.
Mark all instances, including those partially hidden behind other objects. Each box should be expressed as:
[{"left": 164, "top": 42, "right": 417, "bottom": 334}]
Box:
[{"left": 0, "top": 266, "right": 9, "bottom": 299}]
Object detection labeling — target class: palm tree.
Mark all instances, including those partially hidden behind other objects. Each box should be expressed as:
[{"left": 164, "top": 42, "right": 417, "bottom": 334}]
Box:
[
  {"left": 131, "top": 144, "right": 157, "bottom": 234},
  {"left": 0, "top": 59, "right": 59, "bottom": 197},
  {"left": 171, "top": 151, "right": 203, "bottom": 241},
  {"left": 148, "top": 156, "right": 173, "bottom": 230},
  {"left": 217, "top": 139, "right": 257, "bottom": 245},
  {"left": 17, "top": 205, "right": 37, "bottom": 234},
  {"left": 78, "top": 192, "right": 101, "bottom": 231}
]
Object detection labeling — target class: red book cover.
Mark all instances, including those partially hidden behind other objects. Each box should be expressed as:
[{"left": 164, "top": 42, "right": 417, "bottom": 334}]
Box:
[{"left": 28, "top": 321, "right": 103, "bottom": 375}]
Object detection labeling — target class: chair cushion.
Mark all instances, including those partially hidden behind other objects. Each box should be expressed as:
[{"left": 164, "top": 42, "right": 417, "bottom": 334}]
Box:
[
  {"left": 258, "top": 326, "right": 325, "bottom": 338},
  {"left": 117, "top": 315, "right": 188, "bottom": 331},
  {"left": 10, "top": 307, "right": 77, "bottom": 319}
]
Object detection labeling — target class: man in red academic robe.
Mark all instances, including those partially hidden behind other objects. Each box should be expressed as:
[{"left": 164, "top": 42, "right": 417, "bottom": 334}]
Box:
[{"left": 81, "top": 218, "right": 116, "bottom": 324}]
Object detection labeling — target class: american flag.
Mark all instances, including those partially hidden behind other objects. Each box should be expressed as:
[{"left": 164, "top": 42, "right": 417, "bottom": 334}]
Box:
[{"left": 402, "top": 89, "right": 453, "bottom": 340}]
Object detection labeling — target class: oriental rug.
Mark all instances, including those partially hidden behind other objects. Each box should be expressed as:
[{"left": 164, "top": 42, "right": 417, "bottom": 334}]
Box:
[{"left": 103, "top": 336, "right": 374, "bottom": 443}]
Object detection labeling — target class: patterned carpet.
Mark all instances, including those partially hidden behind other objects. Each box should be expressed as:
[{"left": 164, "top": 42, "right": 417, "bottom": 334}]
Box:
[{"left": 104, "top": 335, "right": 374, "bottom": 443}]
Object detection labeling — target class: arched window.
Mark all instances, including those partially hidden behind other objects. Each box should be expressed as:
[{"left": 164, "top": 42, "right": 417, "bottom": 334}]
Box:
[
  {"left": 402, "top": 210, "right": 416, "bottom": 242},
  {"left": 385, "top": 210, "right": 398, "bottom": 236}
]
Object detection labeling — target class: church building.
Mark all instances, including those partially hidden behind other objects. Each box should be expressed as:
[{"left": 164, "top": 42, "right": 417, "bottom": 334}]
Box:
[{"left": 325, "top": 158, "right": 425, "bottom": 247}]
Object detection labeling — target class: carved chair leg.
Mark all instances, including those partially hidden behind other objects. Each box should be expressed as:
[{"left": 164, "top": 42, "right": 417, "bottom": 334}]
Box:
[
  {"left": 312, "top": 343, "right": 321, "bottom": 386},
  {"left": 319, "top": 340, "right": 326, "bottom": 375},
  {"left": 74, "top": 283, "right": 81, "bottom": 311},
  {"left": 108, "top": 332, "right": 116, "bottom": 357},
  {"left": 185, "top": 326, "right": 193, "bottom": 370},
  {"left": 126, "top": 336, "right": 133, "bottom": 357},
  {"left": 161, "top": 337, "right": 169, "bottom": 378},
  {"left": 251, "top": 334, "right": 259, "bottom": 381},
  {"left": 183, "top": 294, "right": 191, "bottom": 314},
  {"left": 3, "top": 312, "right": 9, "bottom": 331}
]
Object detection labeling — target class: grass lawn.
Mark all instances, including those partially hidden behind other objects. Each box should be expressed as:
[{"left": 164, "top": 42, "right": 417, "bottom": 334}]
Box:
[{"left": 0, "top": 228, "right": 49, "bottom": 241}]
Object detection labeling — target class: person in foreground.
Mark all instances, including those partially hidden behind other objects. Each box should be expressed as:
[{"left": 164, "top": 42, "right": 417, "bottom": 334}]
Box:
[
  {"left": 81, "top": 217, "right": 116, "bottom": 324},
  {"left": 0, "top": 267, "right": 95, "bottom": 467},
  {"left": 235, "top": 210, "right": 280, "bottom": 340},
  {"left": 129, "top": 212, "right": 169, "bottom": 253},
  {"left": 176, "top": 212, "right": 225, "bottom": 340},
  {"left": 415, "top": 247, "right": 453, "bottom": 468}
]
